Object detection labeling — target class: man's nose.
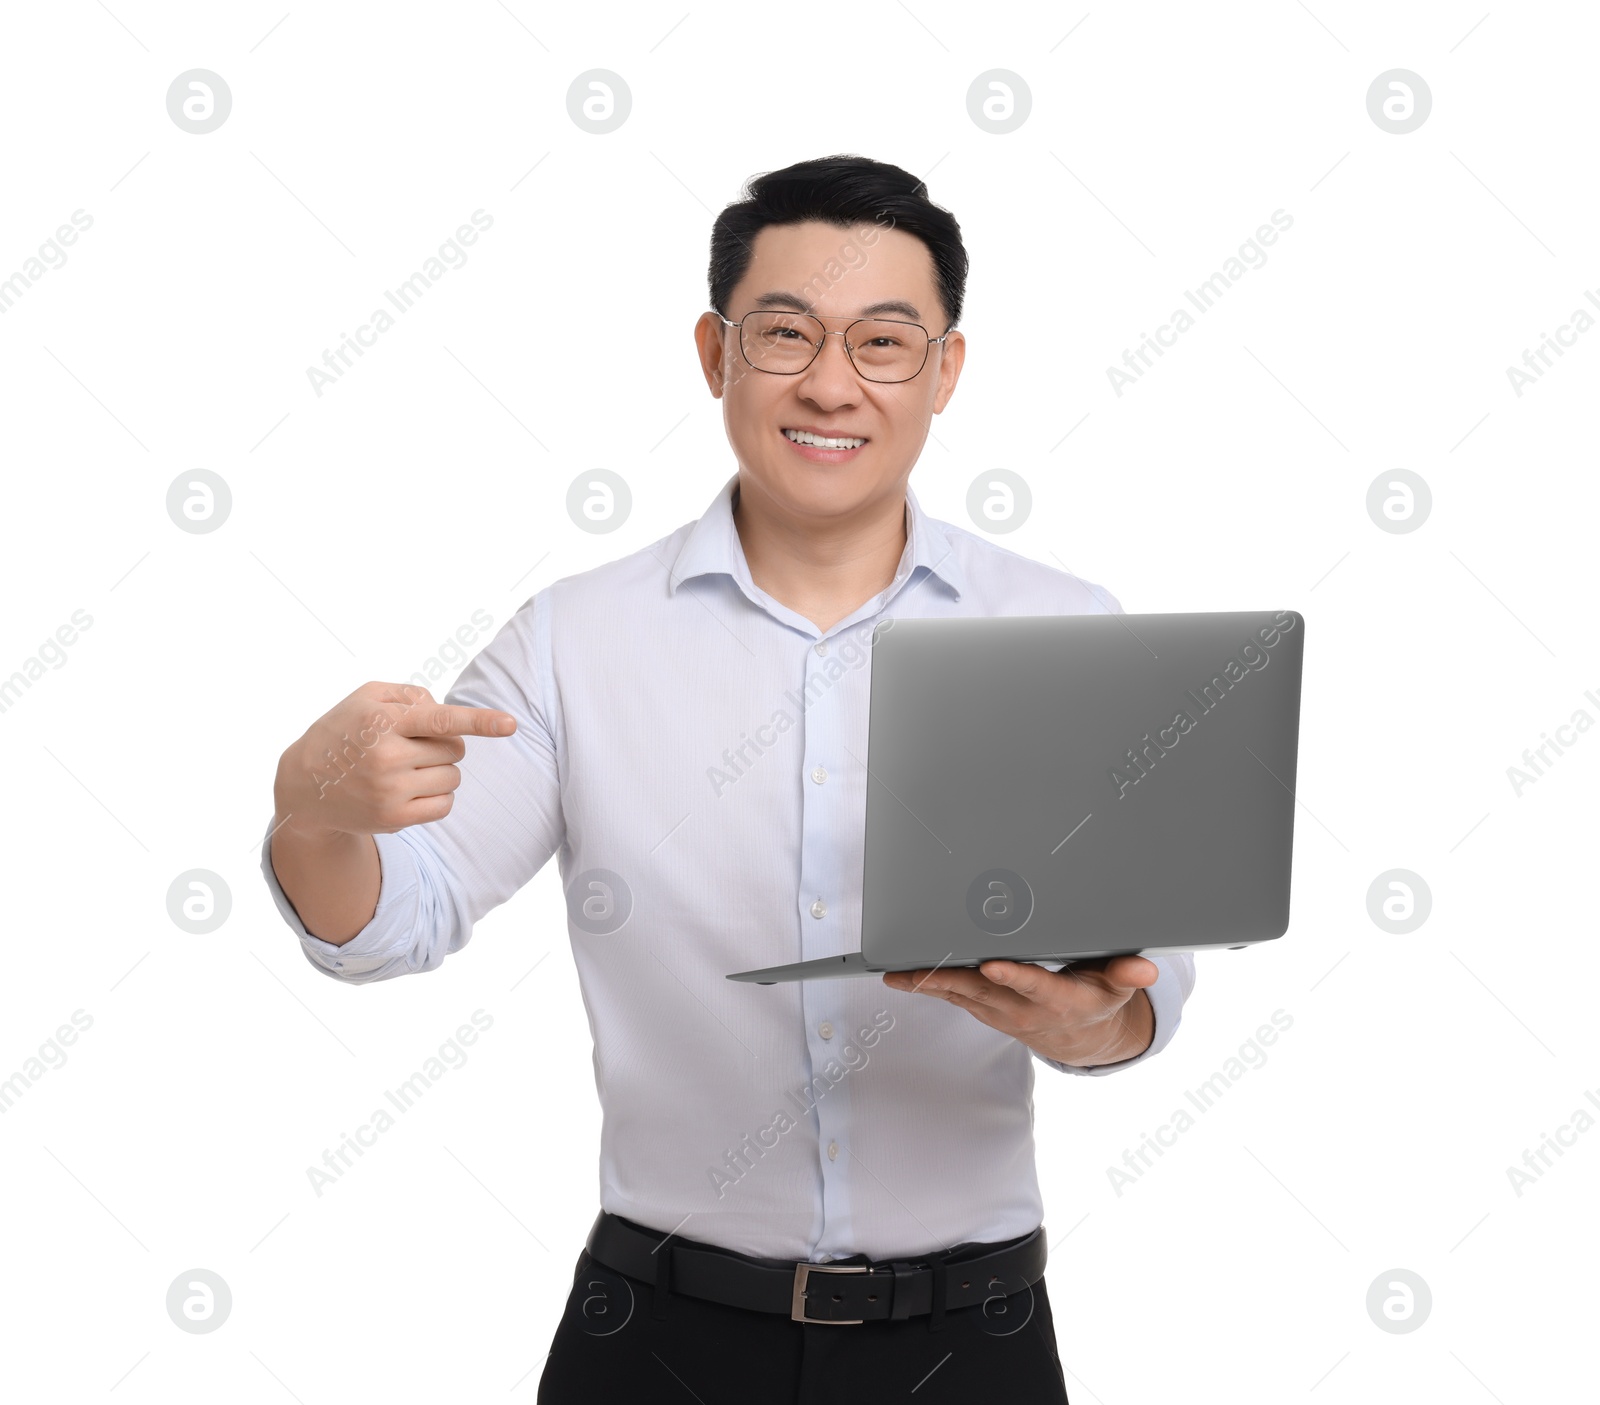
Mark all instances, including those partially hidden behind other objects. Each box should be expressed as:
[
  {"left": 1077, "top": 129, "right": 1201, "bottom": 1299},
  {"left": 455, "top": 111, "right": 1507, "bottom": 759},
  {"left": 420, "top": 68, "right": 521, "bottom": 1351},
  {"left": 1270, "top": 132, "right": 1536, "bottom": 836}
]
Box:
[{"left": 795, "top": 330, "right": 864, "bottom": 402}]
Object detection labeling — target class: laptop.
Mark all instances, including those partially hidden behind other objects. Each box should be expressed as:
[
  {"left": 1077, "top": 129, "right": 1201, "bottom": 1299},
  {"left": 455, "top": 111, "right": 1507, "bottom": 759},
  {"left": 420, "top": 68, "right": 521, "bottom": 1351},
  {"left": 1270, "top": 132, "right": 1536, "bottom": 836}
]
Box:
[{"left": 727, "top": 609, "right": 1304, "bottom": 984}]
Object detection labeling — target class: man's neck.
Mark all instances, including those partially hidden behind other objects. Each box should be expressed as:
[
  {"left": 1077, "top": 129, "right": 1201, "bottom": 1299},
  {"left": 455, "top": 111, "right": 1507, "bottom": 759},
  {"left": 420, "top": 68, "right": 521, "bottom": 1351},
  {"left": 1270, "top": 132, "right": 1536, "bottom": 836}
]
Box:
[{"left": 732, "top": 475, "right": 908, "bottom": 634}]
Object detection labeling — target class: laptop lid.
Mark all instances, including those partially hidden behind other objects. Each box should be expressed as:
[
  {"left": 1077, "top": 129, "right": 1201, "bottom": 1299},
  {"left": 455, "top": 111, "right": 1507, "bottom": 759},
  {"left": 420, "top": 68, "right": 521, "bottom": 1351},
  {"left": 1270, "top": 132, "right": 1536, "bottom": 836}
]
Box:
[{"left": 860, "top": 610, "right": 1304, "bottom": 965}]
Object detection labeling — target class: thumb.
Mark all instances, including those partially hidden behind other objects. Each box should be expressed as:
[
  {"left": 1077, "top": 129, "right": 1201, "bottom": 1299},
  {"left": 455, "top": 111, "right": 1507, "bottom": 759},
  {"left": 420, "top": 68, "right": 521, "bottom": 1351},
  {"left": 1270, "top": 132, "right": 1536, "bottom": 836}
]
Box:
[{"left": 1070, "top": 954, "right": 1160, "bottom": 995}]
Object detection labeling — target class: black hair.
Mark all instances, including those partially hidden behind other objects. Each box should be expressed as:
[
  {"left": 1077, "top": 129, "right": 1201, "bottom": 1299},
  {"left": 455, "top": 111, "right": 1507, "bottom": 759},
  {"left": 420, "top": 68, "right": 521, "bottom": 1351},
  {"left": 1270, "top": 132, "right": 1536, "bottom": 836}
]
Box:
[{"left": 708, "top": 153, "right": 968, "bottom": 331}]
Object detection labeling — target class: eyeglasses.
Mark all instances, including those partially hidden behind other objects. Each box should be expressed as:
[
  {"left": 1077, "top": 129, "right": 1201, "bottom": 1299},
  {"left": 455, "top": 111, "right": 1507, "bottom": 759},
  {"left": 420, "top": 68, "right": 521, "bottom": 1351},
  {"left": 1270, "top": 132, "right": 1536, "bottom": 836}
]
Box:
[{"left": 716, "top": 309, "right": 951, "bottom": 384}]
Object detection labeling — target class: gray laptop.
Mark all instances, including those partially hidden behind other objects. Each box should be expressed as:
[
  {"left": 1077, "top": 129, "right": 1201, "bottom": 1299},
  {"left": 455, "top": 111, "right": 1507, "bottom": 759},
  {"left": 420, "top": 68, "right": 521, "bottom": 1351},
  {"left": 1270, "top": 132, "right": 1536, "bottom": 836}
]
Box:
[{"left": 727, "top": 610, "right": 1304, "bottom": 984}]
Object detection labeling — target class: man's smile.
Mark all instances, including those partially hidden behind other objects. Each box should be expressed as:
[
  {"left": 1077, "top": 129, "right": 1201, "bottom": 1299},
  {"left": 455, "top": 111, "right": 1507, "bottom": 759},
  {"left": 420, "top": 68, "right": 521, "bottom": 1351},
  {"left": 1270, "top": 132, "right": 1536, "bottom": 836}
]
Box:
[{"left": 780, "top": 425, "right": 869, "bottom": 459}]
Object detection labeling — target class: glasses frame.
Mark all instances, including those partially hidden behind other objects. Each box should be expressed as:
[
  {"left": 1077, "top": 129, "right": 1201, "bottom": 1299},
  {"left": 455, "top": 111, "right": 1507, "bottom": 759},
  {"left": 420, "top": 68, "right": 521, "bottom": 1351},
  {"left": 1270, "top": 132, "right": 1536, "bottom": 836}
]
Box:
[{"left": 716, "top": 309, "right": 951, "bottom": 385}]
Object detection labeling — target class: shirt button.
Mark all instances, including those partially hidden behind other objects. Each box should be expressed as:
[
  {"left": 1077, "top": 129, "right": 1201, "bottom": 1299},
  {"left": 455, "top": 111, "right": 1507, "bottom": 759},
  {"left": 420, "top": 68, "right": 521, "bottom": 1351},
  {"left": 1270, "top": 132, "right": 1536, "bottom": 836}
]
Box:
[
  {"left": 811, "top": 766, "right": 827, "bottom": 785},
  {"left": 810, "top": 899, "right": 827, "bottom": 919},
  {"left": 815, "top": 641, "right": 829, "bottom": 656},
  {"left": 819, "top": 1021, "right": 834, "bottom": 1040},
  {"left": 827, "top": 1141, "right": 839, "bottom": 1161}
]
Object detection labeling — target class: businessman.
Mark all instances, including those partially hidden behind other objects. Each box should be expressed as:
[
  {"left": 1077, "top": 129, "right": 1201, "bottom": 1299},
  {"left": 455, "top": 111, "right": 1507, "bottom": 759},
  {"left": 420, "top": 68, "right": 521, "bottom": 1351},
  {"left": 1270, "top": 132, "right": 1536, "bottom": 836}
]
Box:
[{"left": 263, "top": 154, "right": 1195, "bottom": 1403}]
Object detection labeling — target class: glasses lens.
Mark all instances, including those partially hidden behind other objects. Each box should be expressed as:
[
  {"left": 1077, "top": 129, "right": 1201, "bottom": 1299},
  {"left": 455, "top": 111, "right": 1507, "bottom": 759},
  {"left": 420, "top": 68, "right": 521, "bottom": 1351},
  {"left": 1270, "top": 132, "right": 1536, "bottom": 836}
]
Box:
[
  {"left": 740, "top": 312, "right": 823, "bottom": 374},
  {"left": 847, "top": 319, "right": 929, "bottom": 382}
]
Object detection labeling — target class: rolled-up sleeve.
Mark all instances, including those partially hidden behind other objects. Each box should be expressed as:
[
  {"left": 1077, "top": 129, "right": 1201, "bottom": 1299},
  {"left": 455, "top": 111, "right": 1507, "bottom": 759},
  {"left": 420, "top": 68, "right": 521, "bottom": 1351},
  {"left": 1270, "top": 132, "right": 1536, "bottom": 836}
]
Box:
[
  {"left": 260, "top": 822, "right": 431, "bottom": 981},
  {"left": 1032, "top": 952, "right": 1196, "bottom": 1076},
  {"left": 259, "top": 591, "right": 566, "bottom": 984}
]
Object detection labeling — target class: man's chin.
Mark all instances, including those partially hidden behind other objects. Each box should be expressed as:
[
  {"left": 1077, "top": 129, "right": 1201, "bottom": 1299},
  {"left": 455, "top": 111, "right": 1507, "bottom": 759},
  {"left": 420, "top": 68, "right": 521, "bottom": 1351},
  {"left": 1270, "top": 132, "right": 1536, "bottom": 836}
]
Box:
[{"left": 746, "top": 460, "right": 894, "bottom": 517}]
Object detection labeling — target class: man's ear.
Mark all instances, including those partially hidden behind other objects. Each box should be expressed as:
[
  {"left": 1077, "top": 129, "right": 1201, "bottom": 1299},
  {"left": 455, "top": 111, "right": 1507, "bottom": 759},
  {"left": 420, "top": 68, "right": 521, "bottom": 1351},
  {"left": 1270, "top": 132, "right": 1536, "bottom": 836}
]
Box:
[
  {"left": 694, "top": 312, "right": 727, "bottom": 398},
  {"left": 931, "top": 328, "right": 965, "bottom": 414}
]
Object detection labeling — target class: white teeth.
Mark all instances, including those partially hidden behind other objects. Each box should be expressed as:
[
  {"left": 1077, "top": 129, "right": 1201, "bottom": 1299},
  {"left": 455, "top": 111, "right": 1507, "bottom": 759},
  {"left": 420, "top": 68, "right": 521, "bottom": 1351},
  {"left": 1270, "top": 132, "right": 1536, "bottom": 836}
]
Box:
[{"left": 783, "top": 428, "right": 866, "bottom": 449}]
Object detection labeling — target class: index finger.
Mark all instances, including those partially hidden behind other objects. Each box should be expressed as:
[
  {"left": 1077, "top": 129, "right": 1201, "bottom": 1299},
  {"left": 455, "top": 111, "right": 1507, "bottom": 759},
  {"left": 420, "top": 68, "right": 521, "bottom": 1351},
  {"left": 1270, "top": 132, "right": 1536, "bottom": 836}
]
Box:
[{"left": 392, "top": 702, "right": 517, "bottom": 739}]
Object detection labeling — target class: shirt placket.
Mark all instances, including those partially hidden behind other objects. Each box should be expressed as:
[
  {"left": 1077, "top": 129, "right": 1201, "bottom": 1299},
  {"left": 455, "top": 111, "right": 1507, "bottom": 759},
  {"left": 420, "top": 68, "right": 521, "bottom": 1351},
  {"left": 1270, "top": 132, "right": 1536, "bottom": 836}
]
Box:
[{"left": 795, "top": 630, "right": 855, "bottom": 1259}]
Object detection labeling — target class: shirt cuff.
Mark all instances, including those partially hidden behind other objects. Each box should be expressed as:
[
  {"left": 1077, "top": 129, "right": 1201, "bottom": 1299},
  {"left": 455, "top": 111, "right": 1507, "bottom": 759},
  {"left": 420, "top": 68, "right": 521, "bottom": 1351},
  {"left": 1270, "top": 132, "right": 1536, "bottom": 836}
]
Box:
[
  {"left": 258, "top": 817, "right": 422, "bottom": 980},
  {"left": 1033, "top": 954, "right": 1186, "bottom": 1076}
]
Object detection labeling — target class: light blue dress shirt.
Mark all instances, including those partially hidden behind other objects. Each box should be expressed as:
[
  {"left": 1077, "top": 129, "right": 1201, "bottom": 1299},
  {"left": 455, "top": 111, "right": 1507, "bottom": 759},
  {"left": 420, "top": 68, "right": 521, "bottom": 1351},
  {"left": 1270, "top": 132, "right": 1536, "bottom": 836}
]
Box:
[{"left": 260, "top": 472, "right": 1195, "bottom": 1262}]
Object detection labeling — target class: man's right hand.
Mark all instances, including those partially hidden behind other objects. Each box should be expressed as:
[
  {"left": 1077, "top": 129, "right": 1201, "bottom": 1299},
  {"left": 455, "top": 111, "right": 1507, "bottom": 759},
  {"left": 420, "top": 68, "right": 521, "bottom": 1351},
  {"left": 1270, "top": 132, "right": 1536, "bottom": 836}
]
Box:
[{"left": 273, "top": 681, "right": 517, "bottom": 843}]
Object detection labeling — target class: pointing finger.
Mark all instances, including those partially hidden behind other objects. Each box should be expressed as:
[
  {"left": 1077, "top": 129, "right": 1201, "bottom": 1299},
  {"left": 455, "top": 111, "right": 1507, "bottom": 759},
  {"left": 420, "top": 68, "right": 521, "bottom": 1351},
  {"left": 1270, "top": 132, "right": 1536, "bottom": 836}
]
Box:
[{"left": 393, "top": 703, "right": 517, "bottom": 739}]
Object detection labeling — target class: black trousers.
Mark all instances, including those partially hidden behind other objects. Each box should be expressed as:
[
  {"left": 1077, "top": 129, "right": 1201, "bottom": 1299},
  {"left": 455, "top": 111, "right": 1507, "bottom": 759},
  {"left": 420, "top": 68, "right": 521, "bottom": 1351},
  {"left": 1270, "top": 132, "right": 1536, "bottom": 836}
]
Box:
[{"left": 537, "top": 1246, "right": 1071, "bottom": 1403}]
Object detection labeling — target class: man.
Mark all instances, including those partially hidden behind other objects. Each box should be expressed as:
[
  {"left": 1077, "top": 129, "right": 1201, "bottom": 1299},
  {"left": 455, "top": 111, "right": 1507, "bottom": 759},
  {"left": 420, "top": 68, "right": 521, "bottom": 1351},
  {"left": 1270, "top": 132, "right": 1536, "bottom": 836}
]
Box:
[{"left": 262, "top": 153, "right": 1195, "bottom": 1403}]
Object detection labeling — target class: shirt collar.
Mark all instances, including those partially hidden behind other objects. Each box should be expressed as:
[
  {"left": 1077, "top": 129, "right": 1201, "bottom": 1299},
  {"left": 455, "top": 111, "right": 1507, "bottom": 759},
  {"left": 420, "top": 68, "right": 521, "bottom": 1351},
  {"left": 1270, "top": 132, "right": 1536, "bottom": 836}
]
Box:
[{"left": 668, "top": 472, "right": 966, "bottom": 604}]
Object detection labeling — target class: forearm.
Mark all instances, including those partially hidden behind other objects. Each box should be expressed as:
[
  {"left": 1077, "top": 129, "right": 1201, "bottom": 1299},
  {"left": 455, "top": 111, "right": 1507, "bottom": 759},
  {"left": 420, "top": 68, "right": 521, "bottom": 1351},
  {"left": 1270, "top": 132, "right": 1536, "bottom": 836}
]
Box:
[{"left": 268, "top": 820, "right": 380, "bottom": 945}]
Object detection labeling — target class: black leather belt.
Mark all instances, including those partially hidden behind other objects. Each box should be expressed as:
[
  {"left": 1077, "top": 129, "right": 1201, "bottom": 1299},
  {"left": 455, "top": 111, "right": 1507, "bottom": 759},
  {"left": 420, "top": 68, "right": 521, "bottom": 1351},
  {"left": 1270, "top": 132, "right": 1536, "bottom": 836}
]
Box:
[{"left": 584, "top": 1210, "right": 1047, "bottom": 1327}]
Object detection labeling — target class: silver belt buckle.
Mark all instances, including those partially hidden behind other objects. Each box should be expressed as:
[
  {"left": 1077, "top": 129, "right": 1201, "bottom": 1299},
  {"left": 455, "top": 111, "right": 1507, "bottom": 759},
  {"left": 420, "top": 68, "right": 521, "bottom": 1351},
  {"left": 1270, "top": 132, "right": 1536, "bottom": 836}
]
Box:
[{"left": 792, "top": 1262, "right": 868, "bottom": 1324}]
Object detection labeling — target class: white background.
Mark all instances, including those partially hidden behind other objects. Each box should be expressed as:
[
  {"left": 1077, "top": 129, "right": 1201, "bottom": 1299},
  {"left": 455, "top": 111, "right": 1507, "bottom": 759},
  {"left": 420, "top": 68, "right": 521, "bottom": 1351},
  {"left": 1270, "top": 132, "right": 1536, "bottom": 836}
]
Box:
[{"left": 1, "top": 1, "right": 1594, "bottom": 1400}]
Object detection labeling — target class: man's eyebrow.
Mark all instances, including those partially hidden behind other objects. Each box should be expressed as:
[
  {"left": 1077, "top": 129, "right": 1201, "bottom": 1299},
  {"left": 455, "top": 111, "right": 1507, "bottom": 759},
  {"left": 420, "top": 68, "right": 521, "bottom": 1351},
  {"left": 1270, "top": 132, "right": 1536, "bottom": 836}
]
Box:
[{"left": 749, "top": 290, "right": 924, "bottom": 321}]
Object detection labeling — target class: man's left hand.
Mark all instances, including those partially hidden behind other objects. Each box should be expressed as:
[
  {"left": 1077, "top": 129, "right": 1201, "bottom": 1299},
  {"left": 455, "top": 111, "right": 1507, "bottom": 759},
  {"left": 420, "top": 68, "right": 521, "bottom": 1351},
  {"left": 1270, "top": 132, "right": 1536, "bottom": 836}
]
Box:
[{"left": 882, "top": 955, "right": 1159, "bottom": 1067}]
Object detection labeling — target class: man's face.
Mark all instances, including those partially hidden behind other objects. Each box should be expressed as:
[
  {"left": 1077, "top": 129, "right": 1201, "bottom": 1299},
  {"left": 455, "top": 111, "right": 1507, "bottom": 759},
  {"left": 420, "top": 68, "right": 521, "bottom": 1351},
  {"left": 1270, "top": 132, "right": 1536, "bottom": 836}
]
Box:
[{"left": 694, "top": 219, "right": 965, "bottom": 521}]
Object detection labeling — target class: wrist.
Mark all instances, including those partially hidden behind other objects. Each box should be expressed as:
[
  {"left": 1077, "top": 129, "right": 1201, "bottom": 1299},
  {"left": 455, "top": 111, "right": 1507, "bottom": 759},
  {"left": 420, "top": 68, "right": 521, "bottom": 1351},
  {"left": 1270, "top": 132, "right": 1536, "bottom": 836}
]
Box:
[
  {"left": 1057, "top": 989, "right": 1154, "bottom": 1068},
  {"left": 271, "top": 799, "right": 347, "bottom": 848}
]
